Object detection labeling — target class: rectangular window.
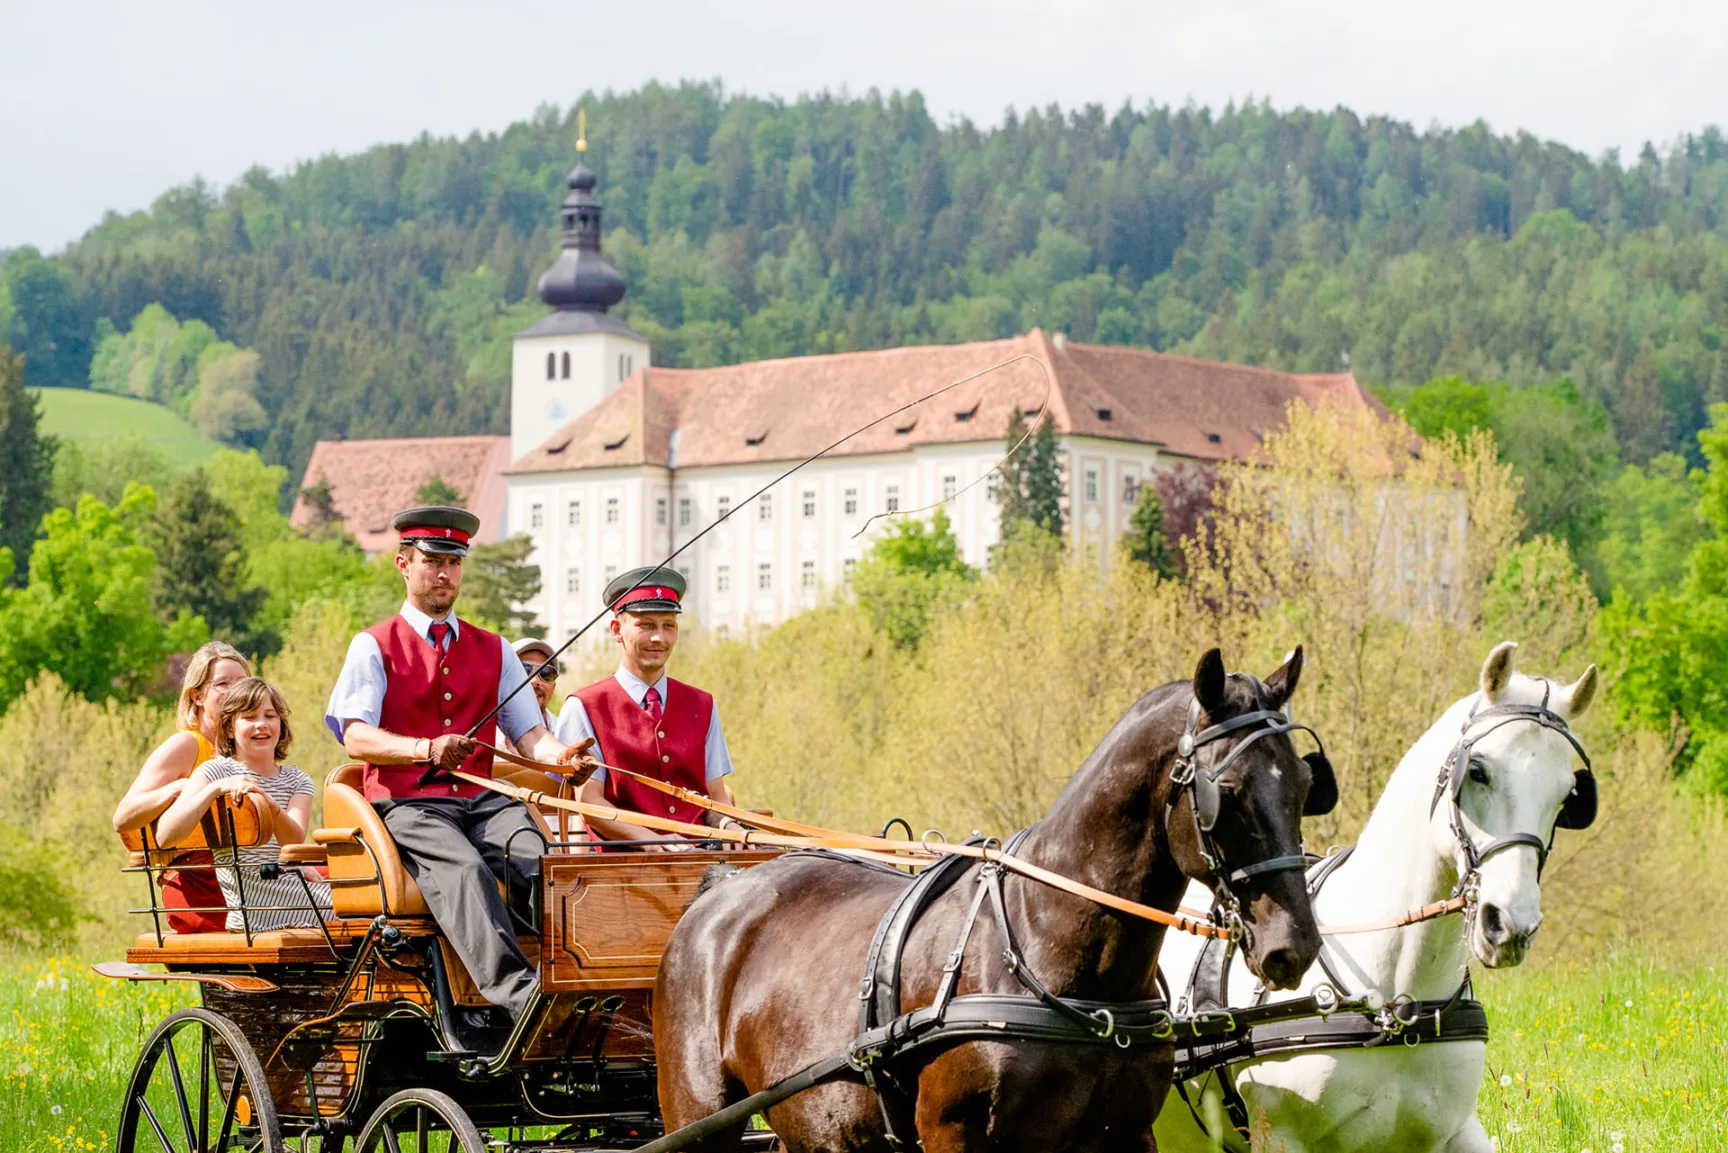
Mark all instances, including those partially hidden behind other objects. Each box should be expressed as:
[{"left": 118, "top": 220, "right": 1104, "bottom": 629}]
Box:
[
  {"left": 1085, "top": 467, "right": 1099, "bottom": 503},
  {"left": 530, "top": 501, "right": 545, "bottom": 530},
  {"left": 565, "top": 570, "right": 579, "bottom": 595},
  {"left": 655, "top": 497, "right": 667, "bottom": 526},
  {"left": 678, "top": 497, "right": 692, "bottom": 527},
  {"left": 605, "top": 497, "right": 619, "bottom": 525},
  {"left": 885, "top": 484, "right": 900, "bottom": 513},
  {"left": 942, "top": 474, "right": 957, "bottom": 501},
  {"left": 718, "top": 495, "right": 731, "bottom": 520},
  {"left": 844, "top": 487, "right": 858, "bottom": 516},
  {"left": 842, "top": 558, "right": 857, "bottom": 586},
  {"left": 801, "top": 560, "right": 817, "bottom": 590},
  {"left": 566, "top": 499, "right": 581, "bottom": 528},
  {"left": 759, "top": 493, "right": 773, "bottom": 522},
  {"left": 802, "top": 490, "right": 816, "bottom": 518},
  {"left": 758, "top": 563, "right": 772, "bottom": 591},
  {"left": 604, "top": 564, "right": 618, "bottom": 585},
  {"left": 717, "top": 565, "right": 731, "bottom": 593}
]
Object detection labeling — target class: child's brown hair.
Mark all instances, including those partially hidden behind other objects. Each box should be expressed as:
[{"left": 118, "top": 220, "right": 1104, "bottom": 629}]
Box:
[{"left": 216, "top": 677, "right": 294, "bottom": 762}]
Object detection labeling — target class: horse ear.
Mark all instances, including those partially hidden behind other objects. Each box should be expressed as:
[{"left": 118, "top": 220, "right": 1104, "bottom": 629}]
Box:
[
  {"left": 1480, "top": 641, "right": 1518, "bottom": 703},
  {"left": 1562, "top": 664, "right": 1599, "bottom": 720},
  {"left": 1194, "top": 648, "right": 1227, "bottom": 713},
  {"left": 1264, "top": 646, "right": 1304, "bottom": 708}
]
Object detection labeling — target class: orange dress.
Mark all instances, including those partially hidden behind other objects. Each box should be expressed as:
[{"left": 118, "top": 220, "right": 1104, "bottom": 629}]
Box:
[{"left": 159, "top": 730, "right": 228, "bottom": 934}]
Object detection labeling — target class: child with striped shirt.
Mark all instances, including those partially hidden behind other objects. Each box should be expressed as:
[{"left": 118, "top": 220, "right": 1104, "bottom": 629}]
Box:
[{"left": 157, "top": 677, "right": 331, "bottom": 932}]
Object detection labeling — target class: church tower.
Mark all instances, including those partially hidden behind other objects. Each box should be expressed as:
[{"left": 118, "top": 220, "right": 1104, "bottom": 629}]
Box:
[{"left": 510, "top": 113, "right": 650, "bottom": 461}]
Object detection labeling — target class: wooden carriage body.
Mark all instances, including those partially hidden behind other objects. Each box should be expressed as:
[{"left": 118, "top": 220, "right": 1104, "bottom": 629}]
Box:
[{"left": 107, "top": 764, "right": 781, "bottom": 1150}]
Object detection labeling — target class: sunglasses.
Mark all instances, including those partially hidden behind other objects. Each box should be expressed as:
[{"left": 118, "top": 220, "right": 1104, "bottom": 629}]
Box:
[{"left": 531, "top": 661, "right": 560, "bottom": 683}]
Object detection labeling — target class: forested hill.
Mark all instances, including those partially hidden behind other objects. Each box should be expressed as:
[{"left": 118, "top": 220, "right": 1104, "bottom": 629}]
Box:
[{"left": 8, "top": 82, "right": 1728, "bottom": 484}]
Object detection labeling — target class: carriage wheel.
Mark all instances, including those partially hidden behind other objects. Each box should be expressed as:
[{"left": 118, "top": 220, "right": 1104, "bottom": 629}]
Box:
[
  {"left": 353, "top": 1089, "right": 486, "bottom": 1153},
  {"left": 118, "top": 1006, "right": 283, "bottom": 1153}
]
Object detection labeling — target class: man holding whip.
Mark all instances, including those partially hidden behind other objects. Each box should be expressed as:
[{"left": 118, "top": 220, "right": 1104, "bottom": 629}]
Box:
[{"left": 325, "top": 505, "right": 594, "bottom": 1048}]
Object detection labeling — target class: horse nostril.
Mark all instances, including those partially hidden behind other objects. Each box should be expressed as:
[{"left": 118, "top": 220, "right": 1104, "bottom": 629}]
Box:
[
  {"left": 1260, "top": 947, "right": 1301, "bottom": 987},
  {"left": 1480, "top": 903, "right": 1512, "bottom": 946}
]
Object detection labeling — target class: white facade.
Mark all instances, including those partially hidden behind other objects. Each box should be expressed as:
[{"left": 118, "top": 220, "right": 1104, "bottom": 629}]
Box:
[
  {"left": 509, "top": 329, "right": 650, "bottom": 462},
  {"left": 505, "top": 436, "right": 1165, "bottom": 642}
]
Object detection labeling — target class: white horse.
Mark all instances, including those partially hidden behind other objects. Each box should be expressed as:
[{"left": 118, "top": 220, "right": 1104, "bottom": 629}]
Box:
[{"left": 1153, "top": 642, "right": 1599, "bottom": 1153}]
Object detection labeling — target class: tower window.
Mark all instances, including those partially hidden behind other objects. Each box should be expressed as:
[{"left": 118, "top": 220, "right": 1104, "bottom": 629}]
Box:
[
  {"left": 546, "top": 352, "right": 556, "bottom": 380},
  {"left": 802, "top": 490, "right": 816, "bottom": 518},
  {"left": 842, "top": 558, "right": 857, "bottom": 586},
  {"left": 678, "top": 497, "right": 692, "bottom": 527},
  {"left": 942, "top": 474, "right": 957, "bottom": 501},
  {"left": 1085, "top": 468, "right": 1099, "bottom": 503},
  {"left": 604, "top": 565, "right": 618, "bottom": 585},
  {"left": 530, "top": 502, "right": 545, "bottom": 530},
  {"left": 656, "top": 498, "right": 667, "bottom": 526},
  {"left": 561, "top": 352, "right": 571, "bottom": 379},
  {"left": 605, "top": 497, "right": 619, "bottom": 525},
  {"left": 844, "top": 487, "right": 858, "bottom": 516},
  {"left": 565, "top": 570, "right": 579, "bottom": 595},
  {"left": 717, "top": 565, "right": 731, "bottom": 593},
  {"left": 885, "top": 484, "right": 901, "bottom": 513},
  {"left": 759, "top": 494, "right": 773, "bottom": 522},
  {"left": 758, "top": 563, "right": 773, "bottom": 591},
  {"left": 566, "top": 500, "right": 581, "bottom": 528},
  {"left": 801, "top": 560, "right": 817, "bottom": 590},
  {"left": 717, "top": 495, "right": 731, "bottom": 520}
]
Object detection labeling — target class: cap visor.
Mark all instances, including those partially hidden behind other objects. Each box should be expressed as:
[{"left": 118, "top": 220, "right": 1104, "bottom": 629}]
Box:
[{"left": 410, "top": 538, "right": 471, "bottom": 557}]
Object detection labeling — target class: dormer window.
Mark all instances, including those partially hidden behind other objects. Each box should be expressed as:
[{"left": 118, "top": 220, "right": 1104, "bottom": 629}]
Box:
[
  {"left": 745, "top": 428, "right": 768, "bottom": 447},
  {"left": 954, "top": 404, "right": 978, "bottom": 423},
  {"left": 1097, "top": 408, "right": 1112, "bottom": 421},
  {"left": 1207, "top": 432, "right": 1222, "bottom": 444},
  {"left": 603, "top": 433, "right": 629, "bottom": 451},
  {"left": 894, "top": 418, "right": 917, "bottom": 435}
]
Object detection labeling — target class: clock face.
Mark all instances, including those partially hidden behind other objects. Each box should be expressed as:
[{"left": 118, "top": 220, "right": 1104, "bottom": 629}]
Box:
[{"left": 547, "top": 401, "right": 568, "bottom": 423}]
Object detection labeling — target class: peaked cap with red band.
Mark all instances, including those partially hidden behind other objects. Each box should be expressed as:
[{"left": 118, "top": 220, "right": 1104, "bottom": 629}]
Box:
[
  {"left": 605, "top": 565, "right": 686, "bottom": 614},
  {"left": 392, "top": 505, "right": 481, "bottom": 557}
]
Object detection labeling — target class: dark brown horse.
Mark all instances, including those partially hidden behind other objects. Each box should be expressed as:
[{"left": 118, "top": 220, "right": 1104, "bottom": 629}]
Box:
[{"left": 653, "top": 648, "right": 1330, "bottom": 1153}]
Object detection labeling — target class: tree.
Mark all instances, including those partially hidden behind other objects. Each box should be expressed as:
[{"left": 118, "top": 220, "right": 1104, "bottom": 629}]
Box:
[
  {"left": 416, "top": 475, "right": 465, "bottom": 505},
  {"left": 297, "top": 476, "right": 344, "bottom": 536},
  {"left": 0, "top": 248, "right": 87, "bottom": 386},
  {"left": 0, "top": 487, "right": 208, "bottom": 708},
  {"left": 51, "top": 432, "right": 173, "bottom": 510},
  {"left": 461, "top": 535, "right": 543, "bottom": 638},
  {"left": 0, "top": 344, "right": 55, "bottom": 587},
  {"left": 1122, "top": 483, "right": 1178, "bottom": 577},
  {"left": 994, "top": 409, "right": 1064, "bottom": 555},
  {"left": 852, "top": 509, "right": 976, "bottom": 647},
  {"left": 1593, "top": 453, "right": 1706, "bottom": 603},
  {"left": 148, "top": 469, "right": 272, "bottom": 654}
]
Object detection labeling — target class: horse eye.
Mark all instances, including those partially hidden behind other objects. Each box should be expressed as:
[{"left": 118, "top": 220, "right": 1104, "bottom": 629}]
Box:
[{"left": 1467, "top": 758, "right": 1490, "bottom": 785}]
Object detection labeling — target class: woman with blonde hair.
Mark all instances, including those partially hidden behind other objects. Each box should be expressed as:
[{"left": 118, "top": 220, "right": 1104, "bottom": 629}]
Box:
[{"left": 114, "top": 640, "right": 251, "bottom": 932}]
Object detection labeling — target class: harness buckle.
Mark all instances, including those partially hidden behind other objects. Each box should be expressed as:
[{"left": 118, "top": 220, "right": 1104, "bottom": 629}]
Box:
[
  {"left": 1090, "top": 1008, "right": 1116, "bottom": 1039},
  {"left": 1187, "top": 1010, "right": 1236, "bottom": 1037},
  {"left": 1146, "top": 1011, "right": 1175, "bottom": 1041},
  {"left": 942, "top": 949, "right": 964, "bottom": 975},
  {"left": 1311, "top": 983, "right": 1339, "bottom": 1018}
]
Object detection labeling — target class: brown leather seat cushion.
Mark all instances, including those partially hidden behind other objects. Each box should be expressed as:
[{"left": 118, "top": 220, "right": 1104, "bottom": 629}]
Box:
[
  {"left": 127, "top": 928, "right": 338, "bottom": 964},
  {"left": 320, "top": 764, "right": 430, "bottom": 917}
]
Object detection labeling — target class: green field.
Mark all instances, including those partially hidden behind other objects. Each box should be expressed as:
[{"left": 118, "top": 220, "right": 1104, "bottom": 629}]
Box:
[
  {"left": 30, "top": 387, "right": 222, "bottom": 465},
  {"left": 0, "top": 948, "right": 1719, "bottom": 1151}
]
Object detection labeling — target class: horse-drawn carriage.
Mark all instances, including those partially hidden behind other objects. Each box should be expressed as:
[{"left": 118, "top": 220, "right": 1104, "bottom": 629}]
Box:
[{"left": 101, "top": 761, "right": 782, "bottom": 1152}]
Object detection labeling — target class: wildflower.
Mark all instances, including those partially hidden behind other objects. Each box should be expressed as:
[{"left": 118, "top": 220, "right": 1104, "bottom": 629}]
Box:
[
  {"left": 1507, "top": 1121, "right": 1521, "bottom": 1133},
  {"left": 1499, "top": 1074, "right": 1512, "bottom": 1087},
  {"left": 50, "top": 1105, "right": 62, "bottom": 1116},
  {"left": 1609, "top": 1134, "right": 1623, "bottom": 1142},
  {"left": 1611, "top": 1145, "right": 1623, "bottom": 1153},
  {"left": 1622, "top": 999, "right": 1631, "bottom": 1008}
]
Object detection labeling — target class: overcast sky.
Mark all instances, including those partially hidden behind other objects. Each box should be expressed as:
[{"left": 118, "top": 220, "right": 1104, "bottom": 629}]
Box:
[{"left": 4, "top": 0, "right": 1725, "bottom": 252}]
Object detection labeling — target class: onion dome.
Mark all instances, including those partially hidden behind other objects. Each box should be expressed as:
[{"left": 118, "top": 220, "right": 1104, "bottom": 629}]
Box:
[{"left": 535, "top": 135, "right": 627, "bottom": 313}]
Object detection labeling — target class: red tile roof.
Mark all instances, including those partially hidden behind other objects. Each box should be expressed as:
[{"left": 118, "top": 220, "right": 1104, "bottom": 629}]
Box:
[
  {"left": 506, "top": 331, "right": 1381, "bottom": 473},
  {"left": 290, "top": 435, "right": 512, "bottom": 553}
]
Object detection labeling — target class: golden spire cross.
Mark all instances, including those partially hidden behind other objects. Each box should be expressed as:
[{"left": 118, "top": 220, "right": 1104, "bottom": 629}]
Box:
[{"left": 576, "top": 107, "right": 587, "bottom": 154}]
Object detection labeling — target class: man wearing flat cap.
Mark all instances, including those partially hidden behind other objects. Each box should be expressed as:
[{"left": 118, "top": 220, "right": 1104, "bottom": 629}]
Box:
[
  {"left": 326, "top": 506, "right": 593, "bottom": 1044},
  {"left": 556, "top": 566, "right": 740, "bottom": 847}
]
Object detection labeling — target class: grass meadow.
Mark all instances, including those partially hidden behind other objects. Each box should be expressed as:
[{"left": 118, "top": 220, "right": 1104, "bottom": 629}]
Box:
[
  {"left": 0, "top": 948, "right": 1720, "bottom": 1150},
  {"left": 30, "top": 387, "right": 222, "bottom": 464}
]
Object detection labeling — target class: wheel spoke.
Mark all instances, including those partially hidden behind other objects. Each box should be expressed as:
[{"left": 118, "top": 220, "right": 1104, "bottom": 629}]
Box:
[
  {"left": 163, "top": 1032, "right": 199, "bottom": 1150},
  {"left": 198, "top": 1029, "right": 211, "bottom": 1153},
  {"left": 138, "top": 1095, "right": 183, "bottom": 1153},
  {"left": 380, "top": 1120, "right": 403, "bottom": 1153},
  {"left": 416, "top": 1106, "right": 428, "bottom": 1149},
  {"left": 215, "top": 1065, "right": 243, "bottom": 1152}
]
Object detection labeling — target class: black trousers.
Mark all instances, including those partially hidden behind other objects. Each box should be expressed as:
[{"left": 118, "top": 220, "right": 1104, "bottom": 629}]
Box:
[{"left": 375, "top": 792, "right": 543, "bottom": 1017}]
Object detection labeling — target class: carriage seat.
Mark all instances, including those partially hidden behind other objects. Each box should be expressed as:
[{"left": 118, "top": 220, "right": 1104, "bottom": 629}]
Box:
[{"left": 315, "top": 763, "right": 554, "bottom": 918}]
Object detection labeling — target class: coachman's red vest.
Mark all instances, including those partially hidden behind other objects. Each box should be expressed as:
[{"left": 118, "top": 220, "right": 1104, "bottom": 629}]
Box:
[
  {"left": 362, "top": 614, "right": 502, "bottom": 802},
  {"left": 573, "top": 676, "right": 713, "bottom": 827}
]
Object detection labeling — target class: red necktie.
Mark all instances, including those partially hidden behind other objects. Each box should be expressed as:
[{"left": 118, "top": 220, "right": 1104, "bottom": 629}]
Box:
[
  {"left": 428, "top": 622, "right": 451, "bottom": 650},
  {"left": 643, "top": 686, "right": 663, "bottom": 723}
]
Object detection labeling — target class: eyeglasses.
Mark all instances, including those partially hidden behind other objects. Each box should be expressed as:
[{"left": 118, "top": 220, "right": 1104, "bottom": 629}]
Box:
[{"left": 532, "top": 661, "right": 560, "bottom": 683}]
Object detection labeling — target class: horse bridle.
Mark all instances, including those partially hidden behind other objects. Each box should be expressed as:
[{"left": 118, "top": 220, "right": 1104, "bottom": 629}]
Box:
[
  {"left": 1169, "top": 677, "right": 1325, "bottom": 933},
  {"left": 1429, "top": 682, "right": 1597, "bottom": 904}
]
